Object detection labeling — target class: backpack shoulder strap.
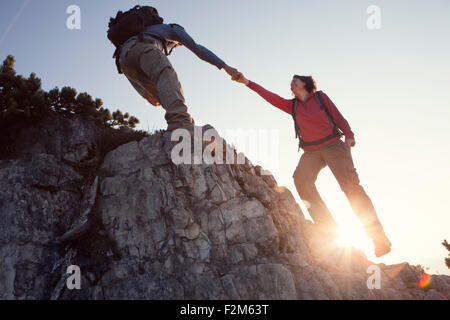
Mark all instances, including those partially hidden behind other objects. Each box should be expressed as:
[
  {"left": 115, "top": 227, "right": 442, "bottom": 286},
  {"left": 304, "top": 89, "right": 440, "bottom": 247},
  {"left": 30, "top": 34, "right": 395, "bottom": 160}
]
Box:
[
  {"left": 291, "top": 98, "right": 298, "bottom": 138},
  {"left": 291, "top": 98, "right": 296, "bottom": 117},
  {"left": 291, "top": 98, "right": 303, "bottom": 152},
  {"left": 314, "top": 91, "right": 326, "bottom": 111},
  {"left": 314, "top": 91, "right": 335, "bottom": 124},
  {"left": 314, "top": 91, "right": 344, "bottom": 136}
]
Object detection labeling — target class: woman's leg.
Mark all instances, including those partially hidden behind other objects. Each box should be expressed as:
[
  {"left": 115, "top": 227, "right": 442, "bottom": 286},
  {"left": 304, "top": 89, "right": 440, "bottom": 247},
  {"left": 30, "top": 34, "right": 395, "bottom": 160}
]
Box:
[
  {"left": 321, "top": 139, "right": 386, "bottom": 240},
  {"left": 293, "top": 150, "right": 339, "bottom": 236}
]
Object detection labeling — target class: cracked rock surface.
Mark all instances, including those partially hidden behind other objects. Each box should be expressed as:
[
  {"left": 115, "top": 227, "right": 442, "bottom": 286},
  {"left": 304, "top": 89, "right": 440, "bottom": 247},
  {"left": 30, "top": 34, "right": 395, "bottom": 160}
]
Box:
[{"left": 0, "top": 115, "right": 449, "bottom": 299}]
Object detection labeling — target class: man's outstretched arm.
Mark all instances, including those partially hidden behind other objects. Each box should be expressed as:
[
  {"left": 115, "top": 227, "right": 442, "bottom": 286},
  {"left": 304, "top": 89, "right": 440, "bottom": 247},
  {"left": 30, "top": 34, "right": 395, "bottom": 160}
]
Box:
[{"left": 168, "top": 24, "right": 238, "bottom": 77}]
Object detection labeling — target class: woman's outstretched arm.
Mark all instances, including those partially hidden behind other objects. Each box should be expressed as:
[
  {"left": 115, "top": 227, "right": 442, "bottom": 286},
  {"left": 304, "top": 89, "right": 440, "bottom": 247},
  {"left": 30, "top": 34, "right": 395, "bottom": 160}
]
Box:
[{"left": 234, "top": 73, "right": 292, "bottom": 114}]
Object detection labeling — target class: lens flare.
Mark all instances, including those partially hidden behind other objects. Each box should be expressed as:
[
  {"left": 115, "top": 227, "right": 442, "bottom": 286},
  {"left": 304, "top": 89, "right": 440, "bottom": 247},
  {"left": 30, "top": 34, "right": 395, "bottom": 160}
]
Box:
[
  {"left": 417, "top": 273, "right": 431, "bottom": 289},
  {"left": 302, "top": 200, "right": 311, "bottom": 209}
]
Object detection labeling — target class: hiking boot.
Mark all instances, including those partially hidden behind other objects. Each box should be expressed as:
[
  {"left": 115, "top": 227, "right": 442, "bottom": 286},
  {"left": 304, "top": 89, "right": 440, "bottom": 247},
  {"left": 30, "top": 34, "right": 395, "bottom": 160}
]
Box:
[{"left": 373, "top": 233, "right": 392, "bottom": 257}]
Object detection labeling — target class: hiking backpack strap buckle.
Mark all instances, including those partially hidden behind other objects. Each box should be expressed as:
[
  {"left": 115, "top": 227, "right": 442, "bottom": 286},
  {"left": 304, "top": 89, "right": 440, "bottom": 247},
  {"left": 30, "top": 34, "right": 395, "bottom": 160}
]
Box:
[{"left": 291, "top": 98, "right": 304, "bottom": 152}]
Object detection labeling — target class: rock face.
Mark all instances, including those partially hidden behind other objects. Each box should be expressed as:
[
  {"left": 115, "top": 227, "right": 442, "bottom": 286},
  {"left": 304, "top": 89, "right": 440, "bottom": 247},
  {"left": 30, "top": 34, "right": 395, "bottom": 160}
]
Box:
[{"left": 0, "top": 114, "right": 449, "bottom": 300}]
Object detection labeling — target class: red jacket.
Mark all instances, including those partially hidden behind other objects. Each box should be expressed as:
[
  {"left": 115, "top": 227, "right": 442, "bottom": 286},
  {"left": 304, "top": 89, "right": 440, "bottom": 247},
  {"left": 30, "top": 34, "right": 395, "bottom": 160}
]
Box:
[{"left": 247, "top": 81, "right": 354, "bottom": 151}]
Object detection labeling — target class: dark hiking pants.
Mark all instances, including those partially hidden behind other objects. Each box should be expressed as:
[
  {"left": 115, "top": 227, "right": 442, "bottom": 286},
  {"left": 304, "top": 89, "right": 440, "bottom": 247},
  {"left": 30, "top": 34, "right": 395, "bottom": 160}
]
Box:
[{"left": 293, "top": 138, "right": 385, "bottom": 239}]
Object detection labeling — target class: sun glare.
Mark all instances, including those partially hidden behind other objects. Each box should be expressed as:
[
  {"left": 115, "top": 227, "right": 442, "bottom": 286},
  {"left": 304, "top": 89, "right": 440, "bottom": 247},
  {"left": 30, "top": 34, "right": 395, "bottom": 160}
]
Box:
[{"left": 334, "top": 220, "right": 375, "bottom": 259}]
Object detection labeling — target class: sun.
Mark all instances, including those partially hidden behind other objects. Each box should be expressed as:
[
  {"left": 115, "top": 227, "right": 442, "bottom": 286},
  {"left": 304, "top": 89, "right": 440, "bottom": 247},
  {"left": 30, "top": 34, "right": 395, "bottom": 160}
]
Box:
[{"left": 334, "top": 218, "right": 375, "bottom": 258}]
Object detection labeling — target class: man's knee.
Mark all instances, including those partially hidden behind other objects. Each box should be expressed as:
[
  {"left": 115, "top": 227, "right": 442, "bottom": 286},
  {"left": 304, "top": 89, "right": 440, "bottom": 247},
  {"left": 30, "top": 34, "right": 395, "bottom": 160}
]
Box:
[
  {"left": 155, "top": 65, "right": 174, "bottom": 84},
  {"left": 157, "top": 68, "right": 185, "bottom": 104}
]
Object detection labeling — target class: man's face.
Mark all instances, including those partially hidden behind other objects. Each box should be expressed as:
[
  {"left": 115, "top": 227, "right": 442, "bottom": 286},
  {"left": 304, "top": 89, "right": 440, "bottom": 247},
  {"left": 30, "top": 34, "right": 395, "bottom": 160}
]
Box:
[{"left": 290, "top": 78, "right": 305, "bottom": 93}]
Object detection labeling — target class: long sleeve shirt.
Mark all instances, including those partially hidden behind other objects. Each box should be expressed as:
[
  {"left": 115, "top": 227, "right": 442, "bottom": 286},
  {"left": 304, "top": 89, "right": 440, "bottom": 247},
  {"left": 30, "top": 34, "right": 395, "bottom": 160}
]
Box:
[
  {"left": 127, "top": 23, "right": 226, "bottom": 70},
  {"left": 246, "top": 80, "right": 354, "bottom": 151}
]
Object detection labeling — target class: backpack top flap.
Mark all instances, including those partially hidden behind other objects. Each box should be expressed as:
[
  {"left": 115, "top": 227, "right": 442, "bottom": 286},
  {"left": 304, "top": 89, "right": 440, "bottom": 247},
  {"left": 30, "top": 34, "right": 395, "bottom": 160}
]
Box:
[
  {"left": 108, "top": 10, "right": 145, "bottom": 48},
  {"left": 107, "top": 5, "right": 163, "bottom": 48}
]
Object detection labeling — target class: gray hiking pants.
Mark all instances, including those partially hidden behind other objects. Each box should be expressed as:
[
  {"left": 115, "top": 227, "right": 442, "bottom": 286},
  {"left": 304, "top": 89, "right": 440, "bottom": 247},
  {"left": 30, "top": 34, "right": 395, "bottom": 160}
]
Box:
[
  {"left": 119, "top": 38, "right": 195, "bottom": 130},
  {"left": 293, "top": 138, "right": 385, "bottom": 239}
]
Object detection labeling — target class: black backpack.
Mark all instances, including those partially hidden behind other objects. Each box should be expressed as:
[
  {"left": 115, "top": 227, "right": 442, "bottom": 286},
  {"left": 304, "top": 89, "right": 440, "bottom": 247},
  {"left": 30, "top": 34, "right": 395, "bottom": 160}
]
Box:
[
  {"left": 291, "top": 91, "right": 344, "bottom": 151},
  {"left": 107, "top": 5, "right": 165, "bottom": 73}
]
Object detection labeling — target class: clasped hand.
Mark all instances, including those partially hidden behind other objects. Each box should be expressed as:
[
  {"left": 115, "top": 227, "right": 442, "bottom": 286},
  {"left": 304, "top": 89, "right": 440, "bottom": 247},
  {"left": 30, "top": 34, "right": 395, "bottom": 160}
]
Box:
[{"left": 223, "top": 65, "right": 249, "bottom": 85}]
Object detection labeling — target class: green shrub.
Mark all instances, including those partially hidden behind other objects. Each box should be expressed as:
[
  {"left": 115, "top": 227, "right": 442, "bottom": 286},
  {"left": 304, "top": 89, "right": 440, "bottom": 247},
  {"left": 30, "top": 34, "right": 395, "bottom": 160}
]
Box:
[
  {"left": 0, "top": 55, "right": 145, "bottom": 160},
  {"left": 0, "top": 54, "right": 139, "bottom": 128}
]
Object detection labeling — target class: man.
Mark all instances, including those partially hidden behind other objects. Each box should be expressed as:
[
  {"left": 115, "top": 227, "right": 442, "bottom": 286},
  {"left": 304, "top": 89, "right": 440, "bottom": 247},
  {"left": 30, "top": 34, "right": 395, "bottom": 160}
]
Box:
[
  {"left": 110, "top": 6, "right": 239, "bottom": 131},
  {"left": 233, "top": 73, "right": 391, "bottom": 257}
]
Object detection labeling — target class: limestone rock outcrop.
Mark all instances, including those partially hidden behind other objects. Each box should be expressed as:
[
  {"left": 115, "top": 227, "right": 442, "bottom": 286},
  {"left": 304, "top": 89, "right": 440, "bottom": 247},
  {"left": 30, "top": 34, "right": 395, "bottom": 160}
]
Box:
[{"left": 0, "top": 114, "right": 448, "bottom": 300}]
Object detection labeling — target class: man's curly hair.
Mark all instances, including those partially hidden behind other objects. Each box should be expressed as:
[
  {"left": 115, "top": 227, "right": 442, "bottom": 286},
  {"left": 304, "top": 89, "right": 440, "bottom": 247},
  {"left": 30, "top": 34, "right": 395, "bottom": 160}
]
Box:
[{"left": 293, "top": 75, "right": 317, "bottom": 93}]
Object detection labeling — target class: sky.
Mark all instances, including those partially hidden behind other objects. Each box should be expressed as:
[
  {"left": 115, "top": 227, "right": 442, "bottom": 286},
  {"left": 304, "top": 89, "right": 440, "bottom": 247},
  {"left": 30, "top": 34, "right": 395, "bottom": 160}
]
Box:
[{"left": 0, "top": 0, "right": 449, "bottom": 275}]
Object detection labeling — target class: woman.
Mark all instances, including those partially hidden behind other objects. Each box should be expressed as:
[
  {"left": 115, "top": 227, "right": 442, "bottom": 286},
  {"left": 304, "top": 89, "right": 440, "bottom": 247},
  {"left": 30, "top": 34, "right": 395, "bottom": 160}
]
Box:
[{"left": 233, "top": 73, "right": 391, "bottom": 257}]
